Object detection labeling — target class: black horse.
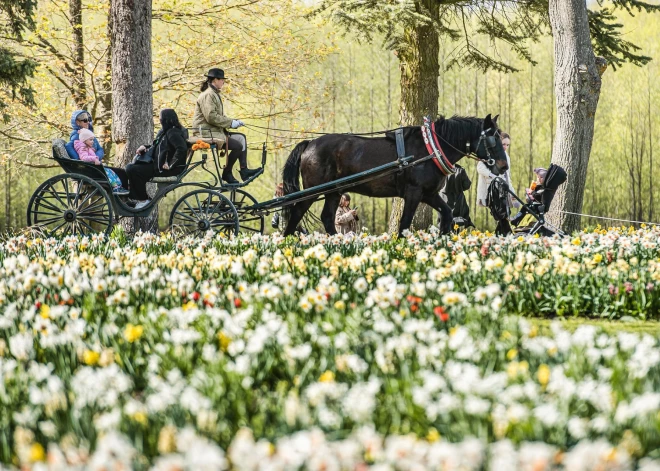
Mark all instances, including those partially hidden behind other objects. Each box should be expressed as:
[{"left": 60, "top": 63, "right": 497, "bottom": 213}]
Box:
[{"left": 281, "top": 114, "right": 508, "bottom": 236}]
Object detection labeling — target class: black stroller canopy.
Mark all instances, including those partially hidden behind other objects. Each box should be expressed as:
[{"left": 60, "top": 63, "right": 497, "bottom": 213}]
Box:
[
  {"left": 540, "top": 164, "right": 567, "bottom": 209},
  {"left": 544, "top": 164, "right": 567, "bottom": 191}
]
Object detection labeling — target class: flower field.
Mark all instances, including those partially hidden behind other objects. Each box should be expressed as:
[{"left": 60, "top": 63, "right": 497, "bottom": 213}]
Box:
[{"left": 1, "top": 227, "right": 660, "bottom": 470}]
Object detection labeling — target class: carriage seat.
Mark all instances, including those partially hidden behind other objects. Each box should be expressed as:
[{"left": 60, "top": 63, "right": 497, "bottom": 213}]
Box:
[{"left": 52, "top": 138, "right": 70, "bottom": 160}]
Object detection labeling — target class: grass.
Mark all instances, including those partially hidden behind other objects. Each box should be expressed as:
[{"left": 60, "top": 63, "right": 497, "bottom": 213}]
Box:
[{"left": 530, "top": 317, "right": 660, "bottom": 336}]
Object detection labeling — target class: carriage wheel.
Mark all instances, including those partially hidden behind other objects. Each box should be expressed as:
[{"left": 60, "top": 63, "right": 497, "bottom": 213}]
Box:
[
  {"left": 169, "top": 189, "right": 238, "bottom": 237},
  {"left": 222, "top": 188, "right": 264, "bottom": 234},
  {"left": 27, "top": 174, "right": 113, "bottom": 236}
]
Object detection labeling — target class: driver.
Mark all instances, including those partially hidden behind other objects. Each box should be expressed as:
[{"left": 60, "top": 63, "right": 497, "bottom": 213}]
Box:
[{"left": 192, "top": 68, "right": 260, "bottom": 184}]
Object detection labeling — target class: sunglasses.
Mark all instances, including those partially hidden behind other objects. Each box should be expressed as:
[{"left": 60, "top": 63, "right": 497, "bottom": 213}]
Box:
[{"left": 77, "top": 118, "right": 90, "bottom": 123}]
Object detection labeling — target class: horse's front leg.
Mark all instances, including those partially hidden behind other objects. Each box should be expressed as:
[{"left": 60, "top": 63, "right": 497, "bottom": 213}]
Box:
[
  {"left": 397, "top": 189, "right": 423, "bottom": 237},
  {"left": 321, "top": 192, "right": 341, "bottom": 235},
  {"left": 422, "top": 193, "right": 453, "bottom": 235}
]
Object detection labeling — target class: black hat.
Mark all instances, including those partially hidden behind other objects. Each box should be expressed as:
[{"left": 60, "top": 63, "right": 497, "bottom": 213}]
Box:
[{"left": 206, "top": 68, "right": 227, "bottom": 80}]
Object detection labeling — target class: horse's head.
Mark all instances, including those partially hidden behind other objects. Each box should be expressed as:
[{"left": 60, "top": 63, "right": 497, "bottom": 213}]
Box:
[{"left": 473, "top": 114, "right": 508, "bottom": 175}]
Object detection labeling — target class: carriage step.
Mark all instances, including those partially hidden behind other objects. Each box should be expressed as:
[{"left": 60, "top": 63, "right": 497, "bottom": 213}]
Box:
[{"left": 151, "top": 176, "right": 179, "bottom": 183}]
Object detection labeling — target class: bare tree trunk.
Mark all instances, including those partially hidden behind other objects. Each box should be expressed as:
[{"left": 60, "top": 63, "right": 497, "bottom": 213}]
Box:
[
  {"left": 110, "top": 0, "right": 155, "bottom": 232},
  {"left": 548, "top": 0, "right": 606, "bottom": 233},
  {"left": 648, "top": 67, "right": 654, "bottom": 222},
  {"left": 96, "top": 14, "right": 113, "bottom": 159},
  {"left": 4, "top": 161, "right": 10, "bottom": 231},
  {"left": 528, "top": 65, "right": 534, "bottom": 182},
  {"left": 69, "top": 0, "right": 87, "bottom": 108},
  {"left": 388, "top": 0, "right": 439, "bottom": 234}
]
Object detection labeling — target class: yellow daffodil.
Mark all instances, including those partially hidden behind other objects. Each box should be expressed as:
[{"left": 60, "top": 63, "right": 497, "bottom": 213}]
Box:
[
  {"left": 123, "top": 324, "right": 144, "bottom": 343},
  {"left": 319, "top": 370, "right": 335, "bottom": 383}
]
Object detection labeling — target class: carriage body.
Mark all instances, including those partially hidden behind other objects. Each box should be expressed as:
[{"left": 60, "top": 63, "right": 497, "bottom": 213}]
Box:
[{"left": 26, "top": 135, "right": 268, "bottom": 237}]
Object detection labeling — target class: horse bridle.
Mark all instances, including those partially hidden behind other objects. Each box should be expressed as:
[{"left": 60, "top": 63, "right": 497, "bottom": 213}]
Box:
[
  {"left": 427, "top": 120, "right": 503, "bottom": 168},
  {"left": 464, "top": 128, "right": 499, "bottom": 167}
]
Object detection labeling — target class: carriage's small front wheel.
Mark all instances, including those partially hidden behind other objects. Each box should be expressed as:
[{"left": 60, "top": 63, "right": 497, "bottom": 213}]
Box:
[
  {"left": 221, "top": 188, "right": 264, "bottom": 235},
  {"left": 169, "top": 189, "right": 239, "bottom": 237},
  {"left": 27, "top": 174, "right": 113, "bottom": 236}
]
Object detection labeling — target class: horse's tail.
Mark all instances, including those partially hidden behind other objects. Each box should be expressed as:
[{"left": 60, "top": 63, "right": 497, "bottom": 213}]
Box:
[{"left": 282, "top": 140, "right": 310, "bottom": 195}]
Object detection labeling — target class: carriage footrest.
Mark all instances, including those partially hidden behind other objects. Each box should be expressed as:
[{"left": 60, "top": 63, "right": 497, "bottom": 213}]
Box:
[{"left": 151, "top": 176, "right": 179, "bottom": 183}]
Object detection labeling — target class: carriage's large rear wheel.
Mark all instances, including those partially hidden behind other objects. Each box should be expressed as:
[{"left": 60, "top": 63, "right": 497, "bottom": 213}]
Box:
[
  {"left": 169, "top": 189, "right": 239, "bottom": 237},
  {"left": 222, "top": 188, "right": 264, "bottom": 235},
  {"left": 27, "top": 174, "right": 113, "bottom": 236}
]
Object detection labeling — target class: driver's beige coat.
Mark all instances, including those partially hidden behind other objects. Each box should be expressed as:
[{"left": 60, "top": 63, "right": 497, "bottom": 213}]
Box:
[{"left": 192, "top": 86, "right": 232, "bottom": 142}]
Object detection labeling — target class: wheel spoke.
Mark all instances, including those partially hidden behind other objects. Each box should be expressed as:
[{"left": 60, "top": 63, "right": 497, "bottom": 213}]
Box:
[
  {"left": 208, "top": 210, "right": 234, "bottom": 224},
  {"left": 173, "top": 211, "right": 198, "bottom": 224},
  {"left": 78, "top": 187, "right": 100, "bottom": 209},
  {"left": 77, "top": 220, "right": 96, "bottom": 233},
  {"left": 204, "top": 192, "right": 213, "bottom": 217},
  {"left": 72, "top": 180, "right": 85, "bottom": 207},
  {"left": 48, "top": 220, "right": 69, "bottom": 235},
  {"left": 62, "top": 178, "right": 73, "bottom": 208},
  {"left": 183, "top": 199, "right": 202, "bottom": 218},
  {"left": 79, "top": 216, "right": 111, "bottom": 225},
  {"left": 32, "top": 209, "right": 64, "bottom": 218},
  {"left": 35, "top": 198, "right": 66, "bottom": 213},
  {"left": 44, "top": 186, "right": 68, "bottom": 208},
  {"left": 35, "top": 216, "right": 65, "bottom": 226},
  {"left": 76, "top": 211, "right": 111, "bottom": 220},
  {"left": 77, "top": 197, "right": 107, "bottom": 215}
]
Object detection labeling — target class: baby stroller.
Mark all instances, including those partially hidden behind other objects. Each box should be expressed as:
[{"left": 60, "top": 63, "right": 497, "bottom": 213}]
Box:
[{"left": 488, "top": 164, "right": 568, "bottom": 237}]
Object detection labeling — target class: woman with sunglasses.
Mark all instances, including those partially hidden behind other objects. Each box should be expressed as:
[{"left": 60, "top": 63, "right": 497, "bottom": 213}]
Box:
[{"left": 66, "top": 110, "right": 129, "bottom": 190}]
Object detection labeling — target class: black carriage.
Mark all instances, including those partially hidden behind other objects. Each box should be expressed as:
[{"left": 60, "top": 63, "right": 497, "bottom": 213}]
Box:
[{"left": 27, "top": 134, "right": 268, "bottom": 237}]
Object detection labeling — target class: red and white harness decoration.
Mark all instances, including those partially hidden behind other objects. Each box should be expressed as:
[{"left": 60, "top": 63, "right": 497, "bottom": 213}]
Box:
[{"left": 420, "top": 116, "right": 456, "bottom": 176}]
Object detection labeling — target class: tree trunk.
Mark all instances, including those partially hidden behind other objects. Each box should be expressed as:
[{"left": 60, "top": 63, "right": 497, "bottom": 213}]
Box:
[
  {"left": 96, "top": 12, "right": 113, "bottom": 159},
  {"left": 69, "top": 0, "right": 87, "bottom": 108},
  {"left": 548, "top": 0, "right": 606, "bottom": 233},
  {"left": 110, "top": 0, "right": 155, "bottom": 232},
  {"left": 388, "top": 0, "right": 439, "bottom": 235}
]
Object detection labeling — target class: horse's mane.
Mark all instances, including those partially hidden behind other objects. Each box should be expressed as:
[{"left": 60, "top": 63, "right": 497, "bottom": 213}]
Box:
[{"left": 434, "top": 115, "right": 487, "bottom": 149}]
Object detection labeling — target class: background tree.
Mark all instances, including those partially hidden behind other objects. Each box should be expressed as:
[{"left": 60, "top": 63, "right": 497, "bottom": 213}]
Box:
[
  {"left": 110, "top": 0, "right": 155, "bottom": 232},
  {"left": 0, "top": 0, "right": 38, "bottom": 122},
  {"left": 546, "top": 0, "right": 660, "bottom": 232}
]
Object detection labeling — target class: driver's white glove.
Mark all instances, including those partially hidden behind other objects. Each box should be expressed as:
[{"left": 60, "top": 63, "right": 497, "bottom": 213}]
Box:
[{"left": 230, "top": 119, "right": 244, "bottom": 129}]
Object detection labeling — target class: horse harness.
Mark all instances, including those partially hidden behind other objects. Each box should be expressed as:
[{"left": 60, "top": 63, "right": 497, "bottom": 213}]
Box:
[{"left": 418, "top": 116, "right": 499, "bottom": 175}]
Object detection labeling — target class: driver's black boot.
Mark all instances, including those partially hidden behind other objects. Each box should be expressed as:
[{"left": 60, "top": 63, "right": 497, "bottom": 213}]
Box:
[
  {"left": 239, "top": 168, "right": 260, "bottom": 181},
  {"left": 222, "top": 153, "right": 240, "bottom": 184},
  {"left": 222, "top": 169, "right": 239, "bottom": 185}
]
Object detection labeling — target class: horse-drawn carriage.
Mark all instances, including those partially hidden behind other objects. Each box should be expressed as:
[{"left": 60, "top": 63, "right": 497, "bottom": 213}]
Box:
[
  {"left": 28, "top": 114, "right": 565, "bottom": 238},
  {"left": 28, "top": 134, "right": 267, "bottom": 237}
]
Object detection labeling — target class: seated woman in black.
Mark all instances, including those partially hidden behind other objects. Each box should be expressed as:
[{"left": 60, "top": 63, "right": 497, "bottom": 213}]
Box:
[{"left": 126, "top": 109, "right": 188, "bottom": 209}]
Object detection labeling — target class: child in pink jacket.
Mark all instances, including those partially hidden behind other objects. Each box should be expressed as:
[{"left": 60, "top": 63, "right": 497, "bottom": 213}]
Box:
[{"left": 74, "top": 129, "right": 128, "bottom": 195}]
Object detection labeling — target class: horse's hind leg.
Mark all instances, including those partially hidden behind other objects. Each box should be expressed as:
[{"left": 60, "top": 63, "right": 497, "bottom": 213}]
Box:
[
  {"left": 321, "top": 192, "right": 341, "bottom": 235},
  {"left": 422, "top": 193, "right": 453, "bottom": 234},
  {"left": 283, "top": 199, "right": 315, "bottom": 236}
]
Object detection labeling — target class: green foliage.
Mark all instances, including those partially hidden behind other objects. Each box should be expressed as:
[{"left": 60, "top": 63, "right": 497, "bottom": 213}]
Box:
[
  {"left": 313, "top": 0, "right": 547, "bottom": 73},
  {"left": 0, "top": 0, "right": 37, "bottom": 121},
  {"left": 588, "top": 0, "right": 660, "bottom": 69},
  {"left": 316, "top": 0, "right": 660, "bottom": 73}
]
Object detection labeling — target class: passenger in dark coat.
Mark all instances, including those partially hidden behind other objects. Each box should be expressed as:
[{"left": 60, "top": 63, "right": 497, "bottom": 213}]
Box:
[
  {"left": 125, "top": 109, "right": 189, "bottom": 209},
  {"left": 436, "top": 164, "right": 474, "bottom": 229}
]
